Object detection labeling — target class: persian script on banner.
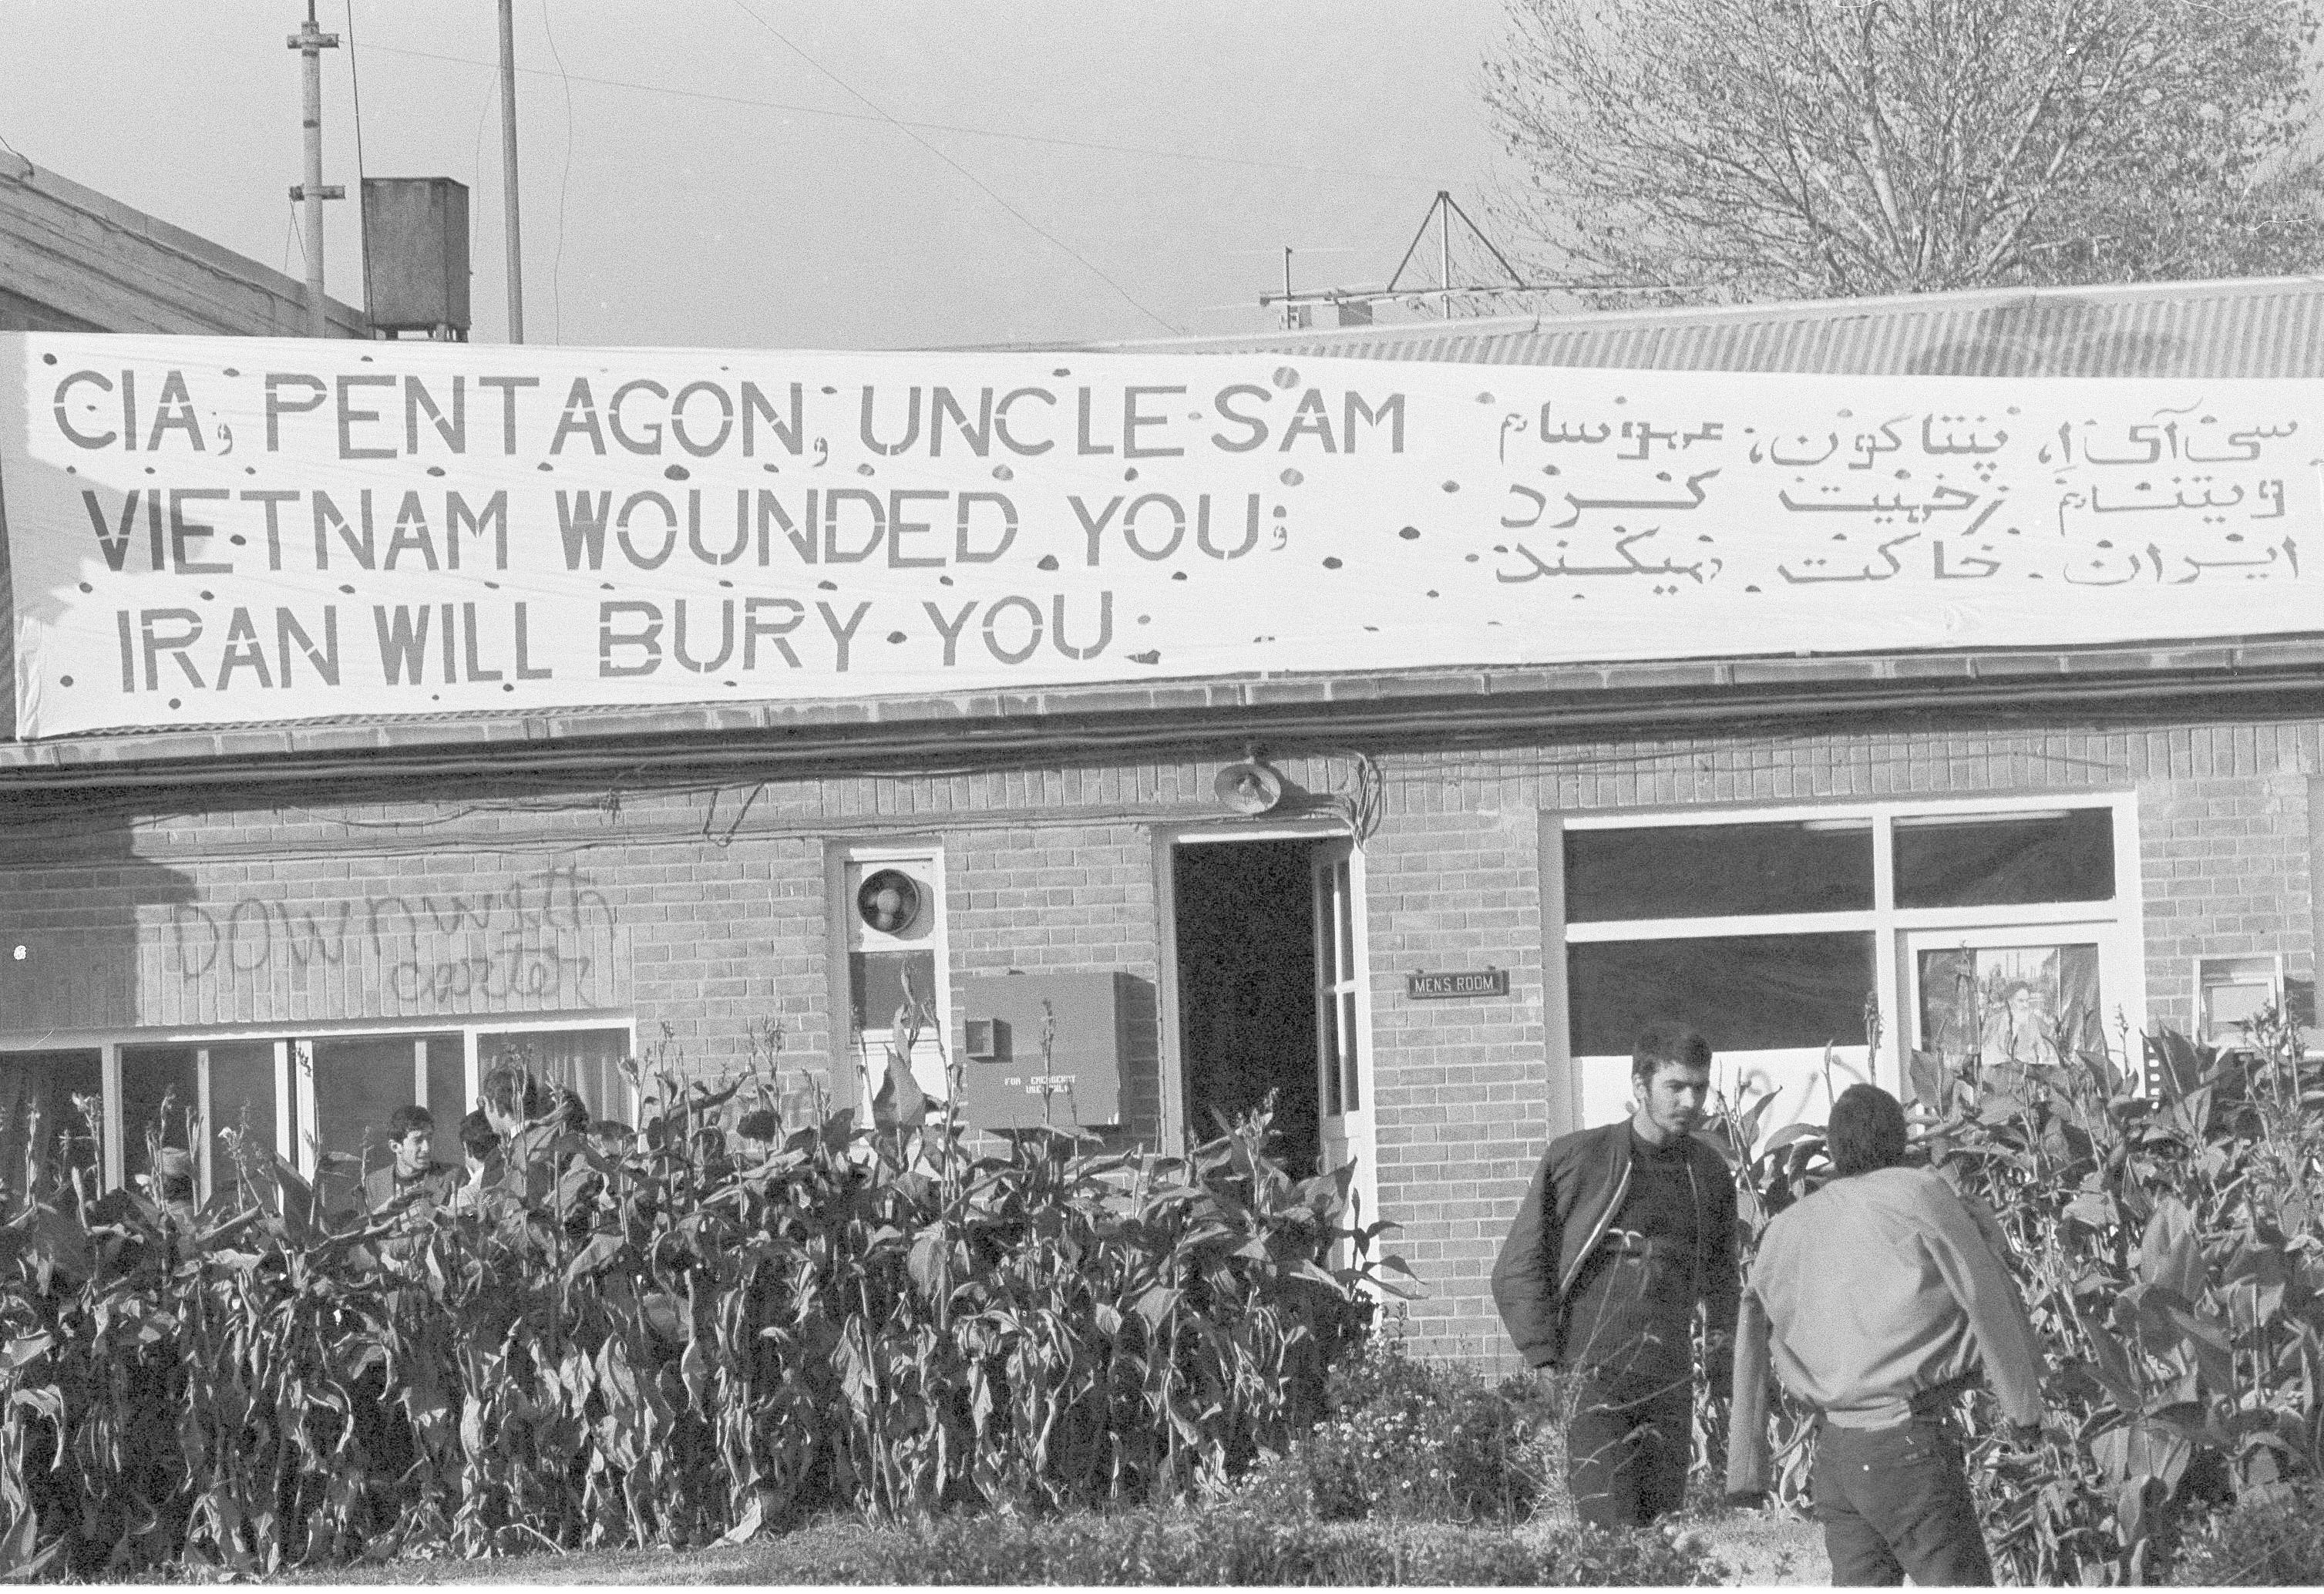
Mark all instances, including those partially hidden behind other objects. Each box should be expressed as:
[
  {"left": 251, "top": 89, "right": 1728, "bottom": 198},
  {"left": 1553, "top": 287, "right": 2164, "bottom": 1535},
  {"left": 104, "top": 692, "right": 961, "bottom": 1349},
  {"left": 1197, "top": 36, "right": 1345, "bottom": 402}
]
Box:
[{"left": 2, "top": 333, "right": 2316, "bottom": 738}]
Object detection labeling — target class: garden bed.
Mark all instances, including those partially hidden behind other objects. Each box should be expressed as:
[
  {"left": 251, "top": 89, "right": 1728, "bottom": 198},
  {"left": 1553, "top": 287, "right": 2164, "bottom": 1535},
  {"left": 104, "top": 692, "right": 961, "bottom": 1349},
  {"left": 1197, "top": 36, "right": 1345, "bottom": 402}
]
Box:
[{"left": 294, "top": 1505, "right": 1798, "bottom": 1586}]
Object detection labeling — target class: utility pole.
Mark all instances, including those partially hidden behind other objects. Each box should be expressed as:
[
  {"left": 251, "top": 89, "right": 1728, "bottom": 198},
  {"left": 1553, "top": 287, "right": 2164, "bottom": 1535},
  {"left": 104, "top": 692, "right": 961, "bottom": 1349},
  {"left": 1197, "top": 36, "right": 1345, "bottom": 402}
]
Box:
[
  {"left": 499, "top": 0, "right": 526, "bottom": 344},
  {"left": 288, "top": 2, "right": 343, "bottom": 338}
]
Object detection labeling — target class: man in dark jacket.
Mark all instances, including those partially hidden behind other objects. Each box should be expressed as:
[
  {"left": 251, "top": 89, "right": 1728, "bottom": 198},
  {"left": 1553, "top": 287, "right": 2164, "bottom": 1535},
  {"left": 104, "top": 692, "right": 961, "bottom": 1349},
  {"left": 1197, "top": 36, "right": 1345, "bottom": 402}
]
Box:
[{"left": 1492, "top": 1023, "right": 1738, "bottom": 1528}]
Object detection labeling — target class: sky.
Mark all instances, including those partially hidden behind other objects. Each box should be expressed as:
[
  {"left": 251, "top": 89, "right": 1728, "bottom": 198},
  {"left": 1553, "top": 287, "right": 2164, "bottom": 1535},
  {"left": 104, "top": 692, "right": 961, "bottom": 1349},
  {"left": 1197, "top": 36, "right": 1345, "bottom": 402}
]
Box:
[{"left": 0, "top": 1, "right": 1514, "bottom": 351}]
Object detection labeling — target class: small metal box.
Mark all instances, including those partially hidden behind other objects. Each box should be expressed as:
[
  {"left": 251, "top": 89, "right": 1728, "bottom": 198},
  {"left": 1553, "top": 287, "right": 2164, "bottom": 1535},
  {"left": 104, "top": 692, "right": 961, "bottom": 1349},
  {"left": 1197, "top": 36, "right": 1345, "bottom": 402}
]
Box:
[
  {"left": 362, "top": 177, "right": 471, "bottom": 336},
  {"left": 955, "top": 971, "right": 1128, "bottom": 1130}
]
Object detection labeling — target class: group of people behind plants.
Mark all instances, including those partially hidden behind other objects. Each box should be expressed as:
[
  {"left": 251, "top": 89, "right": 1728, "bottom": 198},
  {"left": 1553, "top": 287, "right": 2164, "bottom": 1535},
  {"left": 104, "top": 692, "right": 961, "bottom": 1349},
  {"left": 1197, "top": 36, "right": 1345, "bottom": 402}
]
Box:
[
  {"left": 1494, "top": 1024, "right": 2047, "bottom": 1587},
  {"left": 153, "top": 1062, "right": 795, "bottom": 1260}
]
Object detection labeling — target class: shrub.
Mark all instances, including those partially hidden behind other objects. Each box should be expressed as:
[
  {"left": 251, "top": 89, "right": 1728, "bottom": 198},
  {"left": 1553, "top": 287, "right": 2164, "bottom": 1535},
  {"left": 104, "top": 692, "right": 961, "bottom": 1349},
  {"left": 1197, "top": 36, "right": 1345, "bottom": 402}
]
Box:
[
  {"left": 2165, "top": 1484, "right": 2324, "bottom": 1586},
  {"left": 781, "top": 1504, "right": 1726, "bottom": 1585},
  {"left": 0, "top": 1054, "right": 1397, "bottom": 1576},
  {"left": 1235, "top": 1333, "right": 1566, "bottom": 1524}
]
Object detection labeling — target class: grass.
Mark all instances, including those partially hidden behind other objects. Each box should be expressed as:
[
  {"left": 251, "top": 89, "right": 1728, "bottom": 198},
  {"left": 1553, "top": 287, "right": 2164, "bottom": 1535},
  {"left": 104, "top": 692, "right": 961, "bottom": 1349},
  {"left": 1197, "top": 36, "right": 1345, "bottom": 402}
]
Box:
[
  {"left": 261, "top": 1502, "right": 1828, "bottom": 1586},
  {"left": 1682, "top": 1504, "right": 1827, "bottom": 1585}
]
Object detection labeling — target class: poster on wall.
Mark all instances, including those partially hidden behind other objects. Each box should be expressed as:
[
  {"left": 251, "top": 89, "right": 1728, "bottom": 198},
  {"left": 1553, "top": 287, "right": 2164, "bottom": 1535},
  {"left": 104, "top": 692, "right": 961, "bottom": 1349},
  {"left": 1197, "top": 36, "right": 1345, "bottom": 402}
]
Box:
[
  {"left": 1917, "top": 943, "right": 2105, "bottom": 1071},
  {"left": 3, "top": 332, "right": 2321, "bottom": 738}
]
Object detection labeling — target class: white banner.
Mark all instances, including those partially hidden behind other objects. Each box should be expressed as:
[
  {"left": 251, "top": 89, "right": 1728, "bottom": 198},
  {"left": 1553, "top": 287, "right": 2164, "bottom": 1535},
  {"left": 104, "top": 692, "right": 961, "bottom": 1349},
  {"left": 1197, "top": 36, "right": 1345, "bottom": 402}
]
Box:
[{"left": 2, "top": 332, "right": 2318, "bottom": 738}]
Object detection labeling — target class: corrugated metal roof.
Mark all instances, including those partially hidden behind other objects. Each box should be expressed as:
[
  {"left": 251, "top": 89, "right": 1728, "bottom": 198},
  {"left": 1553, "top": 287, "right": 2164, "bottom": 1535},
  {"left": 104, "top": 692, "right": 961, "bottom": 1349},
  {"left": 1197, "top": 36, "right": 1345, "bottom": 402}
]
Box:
[{"left": 1071, "top": 274, "right": 2324, "bottom": 379}]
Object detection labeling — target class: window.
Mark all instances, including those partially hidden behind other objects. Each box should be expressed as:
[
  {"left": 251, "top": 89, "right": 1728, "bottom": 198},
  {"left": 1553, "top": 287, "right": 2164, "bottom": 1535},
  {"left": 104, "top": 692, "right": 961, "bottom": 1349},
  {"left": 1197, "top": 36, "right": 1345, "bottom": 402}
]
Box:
[
  {"left": 0, "top": 1050, "right": 101, "bottom": 1206},
  {"left": 836, "top": 847, "right": 950, "bottom": 1111},
  {"left": 479, "top": 1027, "right": 631, "bottom": 1123},
  {"left": 1559, "top": 799, "right": 2140, "bottom": 1128},
  {"left": 0, "top": 1014, "right": 634, "bottom": 1203}
]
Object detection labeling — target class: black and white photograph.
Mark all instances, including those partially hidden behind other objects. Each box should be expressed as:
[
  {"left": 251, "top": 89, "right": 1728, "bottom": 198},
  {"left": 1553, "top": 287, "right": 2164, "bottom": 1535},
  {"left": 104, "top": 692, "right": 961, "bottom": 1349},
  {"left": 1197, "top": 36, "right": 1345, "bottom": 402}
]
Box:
[{"left": 2, "top": 2, "right": 2323, "bottom": 1583}]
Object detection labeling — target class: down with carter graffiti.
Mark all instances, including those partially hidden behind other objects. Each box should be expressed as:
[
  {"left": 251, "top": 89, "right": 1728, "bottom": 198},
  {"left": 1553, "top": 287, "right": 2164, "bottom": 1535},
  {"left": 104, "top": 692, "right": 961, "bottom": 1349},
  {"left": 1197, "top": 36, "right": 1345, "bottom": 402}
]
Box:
[{"left": 3, "top": 334, "right": 2319, "bottom": 738}]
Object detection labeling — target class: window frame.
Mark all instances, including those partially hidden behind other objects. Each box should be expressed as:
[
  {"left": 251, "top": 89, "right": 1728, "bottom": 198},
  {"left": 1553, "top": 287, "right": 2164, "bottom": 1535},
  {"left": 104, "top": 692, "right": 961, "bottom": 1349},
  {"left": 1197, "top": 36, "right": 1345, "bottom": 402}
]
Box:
[
  {"left": 829, "top": 839, "right": 952, "bottom": 1114},
  {"left": 1559, "top": 792, "right": 2144, "bottom": 1111},
  {"left": 0, "top": 1010, "right": 634, "bottom": 1192}
]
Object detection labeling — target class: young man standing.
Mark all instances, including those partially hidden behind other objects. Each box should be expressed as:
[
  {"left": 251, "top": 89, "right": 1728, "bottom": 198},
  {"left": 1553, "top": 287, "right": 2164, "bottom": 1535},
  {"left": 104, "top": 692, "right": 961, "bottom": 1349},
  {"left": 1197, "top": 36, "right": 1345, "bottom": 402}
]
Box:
[
  {"left": 1748, "top": 1083, "right": 2047, "bottom": 1586},
  {"left": 360, "top": 1105, "right": 458, "bottom": 1268},
  {"left": 1492, "top": 1023, "right": 1739, "bottom": 1528},
  {"left": 447, "top": 1109, "right": 503, "bottom": 1219},
  {"left": 479, "top": 1063, "right": 560, "bottom": 1206},
  {"left": 362, "top": 1105, "right": 455, "bottom": 1216}
]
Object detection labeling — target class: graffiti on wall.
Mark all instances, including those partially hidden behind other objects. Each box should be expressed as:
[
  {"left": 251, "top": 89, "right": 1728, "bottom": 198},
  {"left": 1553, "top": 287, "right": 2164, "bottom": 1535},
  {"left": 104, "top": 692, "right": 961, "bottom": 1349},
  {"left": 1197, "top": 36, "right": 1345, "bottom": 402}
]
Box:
[{"left": 166, "top": 863, "right": 616, "bottom": 1004}]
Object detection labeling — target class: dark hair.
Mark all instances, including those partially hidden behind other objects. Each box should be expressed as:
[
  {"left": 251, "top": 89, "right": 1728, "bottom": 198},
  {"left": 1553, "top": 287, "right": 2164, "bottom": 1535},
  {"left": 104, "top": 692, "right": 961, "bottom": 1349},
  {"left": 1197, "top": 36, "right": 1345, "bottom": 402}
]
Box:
[
  {"left": 1631, "top": 1023, "right": 1713, "bottom": 1085},
  {"left": 481, "top": 1064, "right": 549, "bottom": 1122},
  {"left": 554, "top": 1088, "right": 590, "bottom": 1134},
  {"left": 387, "top": 1105, "right": 435, "bottom": 1141},
  {"left": 459, "top": 1108, "right": 499, "bottom": 1160},
  {"left": 737, "top": 1108, "right": 778, "bottom": 1142},
  {"left": 1828, "top": 1084, "right": 1909, "bottom": 1176}
]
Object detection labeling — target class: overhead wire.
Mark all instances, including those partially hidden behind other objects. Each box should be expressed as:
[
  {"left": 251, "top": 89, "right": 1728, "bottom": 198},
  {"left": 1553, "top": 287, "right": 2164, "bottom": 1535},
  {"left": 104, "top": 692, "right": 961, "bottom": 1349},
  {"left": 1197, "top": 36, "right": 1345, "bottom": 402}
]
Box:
[
  {"left": 344, "top": 0, "right": 370, "bottom": 312},
  {"left": 354, "top": 40, "right": 1445, "bottom": 189},
  {"left": 721, "top": 0, "right": 1182, "bottom": 335},
  {"left": 537, "top": 0, "right": 577, "bottom": 345}
]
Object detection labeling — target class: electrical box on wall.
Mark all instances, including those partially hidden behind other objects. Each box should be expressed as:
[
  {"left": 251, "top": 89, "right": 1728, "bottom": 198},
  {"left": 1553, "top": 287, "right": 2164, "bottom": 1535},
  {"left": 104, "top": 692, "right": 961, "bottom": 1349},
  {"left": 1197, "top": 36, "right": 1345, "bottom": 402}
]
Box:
[{"left": 955, "top": 972, "right": 1128, "bottom": 1130}]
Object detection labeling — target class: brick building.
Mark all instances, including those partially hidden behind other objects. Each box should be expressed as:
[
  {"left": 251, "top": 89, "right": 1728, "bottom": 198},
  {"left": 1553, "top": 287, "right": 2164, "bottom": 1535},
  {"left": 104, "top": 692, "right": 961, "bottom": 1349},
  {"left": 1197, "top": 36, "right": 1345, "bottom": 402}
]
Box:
[{"left": 5, "top": 166, "right": 2322, "bottom": 1366}]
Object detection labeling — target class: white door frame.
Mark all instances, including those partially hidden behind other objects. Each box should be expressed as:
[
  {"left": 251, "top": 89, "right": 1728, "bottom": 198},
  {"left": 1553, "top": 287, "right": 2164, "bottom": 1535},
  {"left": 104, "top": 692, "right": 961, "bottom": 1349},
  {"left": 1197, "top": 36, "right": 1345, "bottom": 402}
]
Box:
[{"left": 1152, "top": 819, "right": 1377, "bottom": 1226}]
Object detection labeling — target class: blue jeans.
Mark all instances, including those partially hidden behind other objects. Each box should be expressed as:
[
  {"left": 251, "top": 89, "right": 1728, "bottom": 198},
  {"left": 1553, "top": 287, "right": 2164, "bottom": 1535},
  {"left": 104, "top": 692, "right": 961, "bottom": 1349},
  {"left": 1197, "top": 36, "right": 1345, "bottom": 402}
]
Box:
[{"left": 1812, "top": 1415, "right": 1993, "bottom": 1586}]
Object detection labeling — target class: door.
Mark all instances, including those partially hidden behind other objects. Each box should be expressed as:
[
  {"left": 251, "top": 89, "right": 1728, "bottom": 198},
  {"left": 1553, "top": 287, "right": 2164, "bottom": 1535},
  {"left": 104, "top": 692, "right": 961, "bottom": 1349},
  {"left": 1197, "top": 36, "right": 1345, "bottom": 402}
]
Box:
[{"left": 1312, "top": 839, "right": 1379, "bottom": 1239}]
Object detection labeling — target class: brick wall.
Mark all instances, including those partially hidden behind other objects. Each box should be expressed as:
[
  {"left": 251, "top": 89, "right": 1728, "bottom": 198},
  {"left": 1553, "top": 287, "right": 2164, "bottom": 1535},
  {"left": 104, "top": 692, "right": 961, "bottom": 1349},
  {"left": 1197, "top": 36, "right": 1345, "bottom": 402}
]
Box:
[{"left": 0, "top": 711, "right": 2316, "bottom": 1368}]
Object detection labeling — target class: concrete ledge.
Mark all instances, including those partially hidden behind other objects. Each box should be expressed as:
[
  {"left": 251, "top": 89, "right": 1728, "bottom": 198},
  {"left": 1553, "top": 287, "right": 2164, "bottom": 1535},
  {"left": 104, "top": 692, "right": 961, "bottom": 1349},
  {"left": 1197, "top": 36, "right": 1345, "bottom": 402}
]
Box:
[{"left": 1728, "top": 656, "right": 1892, "bottom": 686}]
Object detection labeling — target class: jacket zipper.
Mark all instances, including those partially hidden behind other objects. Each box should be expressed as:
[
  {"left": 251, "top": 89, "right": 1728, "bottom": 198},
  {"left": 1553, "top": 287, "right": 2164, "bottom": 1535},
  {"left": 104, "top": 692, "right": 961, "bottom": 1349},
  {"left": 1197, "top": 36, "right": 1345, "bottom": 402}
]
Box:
[{"left": 1559, "top": 1141, "right": 1633, "bottom": 1299}]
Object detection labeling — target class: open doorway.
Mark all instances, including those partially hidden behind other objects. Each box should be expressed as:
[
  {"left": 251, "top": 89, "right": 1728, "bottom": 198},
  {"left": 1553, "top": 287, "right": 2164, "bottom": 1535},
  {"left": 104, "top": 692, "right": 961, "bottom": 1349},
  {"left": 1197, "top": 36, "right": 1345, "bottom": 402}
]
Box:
[{"left": 1173, "top": 839, "right": 1321, "bottom": 1177}]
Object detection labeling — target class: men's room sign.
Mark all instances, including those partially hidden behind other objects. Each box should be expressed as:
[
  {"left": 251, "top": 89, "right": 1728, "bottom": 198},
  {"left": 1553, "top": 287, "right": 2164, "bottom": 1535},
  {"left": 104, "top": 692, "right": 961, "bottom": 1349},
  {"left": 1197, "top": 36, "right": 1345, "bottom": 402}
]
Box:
[
  {"left": 1408, "top": 969, "right": 1511, "bottom": 999},
  {"left": 2, "top": 331, "right": 2318, "bottom": 737}
]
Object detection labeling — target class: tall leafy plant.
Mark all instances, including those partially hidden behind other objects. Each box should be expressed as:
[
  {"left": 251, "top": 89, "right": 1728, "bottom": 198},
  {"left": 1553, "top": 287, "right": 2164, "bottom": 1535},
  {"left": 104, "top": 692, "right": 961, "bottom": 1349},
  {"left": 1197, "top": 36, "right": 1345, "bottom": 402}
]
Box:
[{"left": 0, "top": 1049, "right": 1396, "bottom": 1576}]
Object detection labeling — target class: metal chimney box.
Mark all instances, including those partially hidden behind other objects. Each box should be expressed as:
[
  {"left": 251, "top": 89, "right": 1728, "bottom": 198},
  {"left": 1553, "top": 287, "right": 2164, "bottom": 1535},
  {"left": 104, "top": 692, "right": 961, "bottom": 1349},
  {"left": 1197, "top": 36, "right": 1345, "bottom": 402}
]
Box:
[{"left": 362, "top": 177, "right": 470, "bottom": 337}]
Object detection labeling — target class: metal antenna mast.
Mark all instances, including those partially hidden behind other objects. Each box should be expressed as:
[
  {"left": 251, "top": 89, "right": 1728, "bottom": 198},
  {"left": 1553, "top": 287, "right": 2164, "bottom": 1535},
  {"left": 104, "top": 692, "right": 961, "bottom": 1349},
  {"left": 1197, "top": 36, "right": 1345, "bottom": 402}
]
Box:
[
  {"left": 1385, "top": 190, "right": 1522, "bottom": 319},
  {"left": 1257, "top": 190, "right": 1701, "bottom": 323},
  {"left": 288, "top": 1, "right": 343, "bottom": 338},
  {"left": 1438, "top": 193, "right": 1454, "bottom": 320}
]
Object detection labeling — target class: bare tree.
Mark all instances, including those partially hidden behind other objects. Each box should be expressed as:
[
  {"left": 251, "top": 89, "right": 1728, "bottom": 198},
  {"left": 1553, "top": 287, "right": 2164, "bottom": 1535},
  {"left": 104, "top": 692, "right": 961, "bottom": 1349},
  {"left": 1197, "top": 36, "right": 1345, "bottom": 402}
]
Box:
[{"left": 1485, "top": 0, "right": 2324, "bottom": 301}]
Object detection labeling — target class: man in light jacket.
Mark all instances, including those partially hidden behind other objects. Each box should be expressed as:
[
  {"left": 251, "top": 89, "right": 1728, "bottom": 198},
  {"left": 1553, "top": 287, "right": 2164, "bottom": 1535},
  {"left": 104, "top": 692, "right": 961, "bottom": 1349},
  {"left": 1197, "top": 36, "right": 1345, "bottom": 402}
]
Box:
[
  {"left": 1492, "top": 1023, "right": 1739, "bottom": 1528},
  {"left": 1748, "top": 1083, "right": 2047, "bottom": 1586}
]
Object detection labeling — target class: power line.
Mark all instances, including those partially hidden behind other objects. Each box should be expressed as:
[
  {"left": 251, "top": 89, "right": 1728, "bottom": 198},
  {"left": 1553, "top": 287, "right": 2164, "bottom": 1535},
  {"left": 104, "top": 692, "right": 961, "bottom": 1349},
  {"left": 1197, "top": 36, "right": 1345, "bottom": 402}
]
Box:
[
  {"left": 721, "top": 0, "right": 1180, "bottom": 335},
  {"left": 355, "top": 39, "right": 1447, "bottom": 189},
  {"left": 344, "top": 0, "right": 370, "bottom": 314},
  {"left": 537, "top": 0, "right": 577, "bottom": 345}
]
